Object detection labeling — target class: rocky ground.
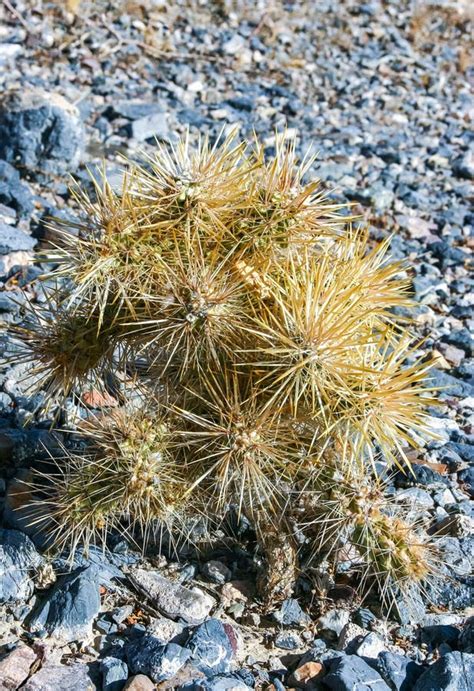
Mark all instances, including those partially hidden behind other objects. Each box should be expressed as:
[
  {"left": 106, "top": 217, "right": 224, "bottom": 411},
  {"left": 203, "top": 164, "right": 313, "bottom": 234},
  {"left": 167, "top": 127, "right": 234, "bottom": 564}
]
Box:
[{"left": 0, "top": 1, "right": 473, "bottom": 689}]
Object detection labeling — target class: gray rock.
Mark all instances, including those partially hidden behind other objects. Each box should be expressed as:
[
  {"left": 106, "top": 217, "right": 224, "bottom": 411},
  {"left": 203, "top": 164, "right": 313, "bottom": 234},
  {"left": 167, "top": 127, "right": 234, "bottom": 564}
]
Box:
[
  {"left": 460, "top": 618, "right": 474, "bottom": 654},
  {"left": 100, "top": 656, "right": 129, "bottom": 691},
  {"left": 0, "top": 223, "right": 37, "bottom": 254},
  {"left": 28, "top": 565, "right": 100, "bottom": 641},
  {"left": 201, "top": 560, "right": 232, "bottom": 585},
  {"left": 318, "top": 609, "right": 351, "bottom": 637},
  {"left": 273, "top": 598, "right": 311, "bottom": 627},
  {"left": 130, "top": 112, "right": 170, "bottom": 142},
  {"left": 178, "top": 675, "right": 253, "bottom": 690},
  {"left": 22, "top": 662, "right": 97, "bottom": 690},
  {"left": 453, "top": 150, "right": 474, "bottom": 180},
  {"left": 354, "top": 632, "right": 387, "bottom": 660},
  {"left": 0, "top": 160, "right": 34, "bottom": 218},
  {"left": 324, "top": 655, "right": 390, "bottom": 690},
  {"left": 0, "top": 89, "right": 84, "bottom": 173},
  {"left": 375, "top": 651, "right": 424, "bottom": 691},
  {"left": 112, "top": 100, "right": 165, "bottom": 120},
  {"left": 126, "top": 635, "right": 191, "bottom": 683},
  {"left": 274, "top": 631, "right": 303, "bottom": 650},
  {"left": 395, "top": 487, "right": 434, "bottom": 508},
  {"left": 414, "top": 651, "right": 474, "bottom": 690},
  {"left": 188, "top": 619, "right": 237, "bottom": 676},
  {"left": 129, "top": 569, "right": 214, "bottom": 625},
  {"left": 0, "top": 528, "right": 43, "bottom": 603}
]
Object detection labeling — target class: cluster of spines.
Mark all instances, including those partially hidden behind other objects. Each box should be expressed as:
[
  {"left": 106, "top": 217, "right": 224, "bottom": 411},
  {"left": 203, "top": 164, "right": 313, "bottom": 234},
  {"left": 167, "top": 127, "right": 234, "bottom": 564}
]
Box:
[{"left": 9, "top": 130, "right": 438, "bottom": 609}]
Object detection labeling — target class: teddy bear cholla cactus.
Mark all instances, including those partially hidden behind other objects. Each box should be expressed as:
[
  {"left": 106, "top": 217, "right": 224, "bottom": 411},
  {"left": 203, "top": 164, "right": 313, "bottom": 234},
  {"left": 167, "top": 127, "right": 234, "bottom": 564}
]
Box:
[{"left": 11, "top": 131, "right": 438, "bottom": 608}]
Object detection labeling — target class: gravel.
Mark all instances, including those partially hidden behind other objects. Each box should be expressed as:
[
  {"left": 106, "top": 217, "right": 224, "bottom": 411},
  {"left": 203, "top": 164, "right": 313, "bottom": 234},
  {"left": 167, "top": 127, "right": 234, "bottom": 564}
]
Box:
[{"left": 0, "top": 0, "right": 472, "bottom": 688}]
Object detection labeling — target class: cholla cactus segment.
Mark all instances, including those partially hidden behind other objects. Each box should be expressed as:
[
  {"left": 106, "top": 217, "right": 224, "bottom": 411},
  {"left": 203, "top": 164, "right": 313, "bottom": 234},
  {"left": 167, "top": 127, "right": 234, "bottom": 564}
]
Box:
[
  {"left": 296, "top": 444, "right": 438, "bottom": 605},
  {"left": 10, "top": 130, "right": 438, "bottom": 609},
  {"left": 130, "top": 129, "right": 252, "bottom": 240},
  {"left": 175, "top": 369, "right": 306, "bottom": 518},
  {"left": 27, "top": 406, "right": 194, "bottom": 555},
  {"left": 128, "top": 241, "right": 252, "bottom": 377},
  {"left": 9, "top": 289, "right": 120, "bottom": 410}
]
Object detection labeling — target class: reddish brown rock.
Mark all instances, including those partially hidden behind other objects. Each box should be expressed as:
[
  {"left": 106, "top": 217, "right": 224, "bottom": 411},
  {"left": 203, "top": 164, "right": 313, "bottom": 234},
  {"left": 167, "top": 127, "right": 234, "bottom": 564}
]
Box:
[
  {"left": 0, "top": 644, "right": 37, "bottom": 691},
  {"left": 123, "top": 675, "right": 155, "bottom": 691}
]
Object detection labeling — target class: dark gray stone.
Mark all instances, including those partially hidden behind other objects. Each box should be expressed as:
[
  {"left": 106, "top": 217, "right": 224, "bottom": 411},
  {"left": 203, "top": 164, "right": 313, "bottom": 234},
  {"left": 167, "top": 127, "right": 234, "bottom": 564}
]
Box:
[
  {"left": 421, "top": 624, "right": 460, "bottom": 650},
  {"left": 413, "top": 651, "right": 474, "bottom": 690},
  {"left": 129, "top": 112, "right": 170, "bottom": 142},
  {"left": 0, "top": 160, "right": 34, "bottom": 218},
  {"left": 324, "top": 655, "right": 390, "bottom": 690},
  {"left": 0, "top": 89, "right": 84, "bottom": 173},
  {"left": 111, "top": 100, "right": 165, "bottom": 120},
  {"left": 100, "top": 656, "right": 128, "bottom": 691},
  {"left": 454, "top": 445, "right": 474, "bottom": 467},
  {"left": 0, "top": 528, "right": 43, "bottom": 603},
  {"left": 374, "top": 651, "right": 424, "bottom": 691},
  {"left": 272, "top": 598, "right": 311, "bottom": 627},
  {"left": 274, "top": 631, "right": 302, "bottom": 650},
  {"left": 188, "top": 619, "right": 237, "bottom": 676},
  {"left": 178, "top": 674, "right": 253, "bottom": 690},
  {"left": 126, "top": 635, "right": 191, "bottom": 683},
  {"left": 394, "top": 463, "right": 446, "bottom": 488},
  {"left": 427, "top": 370, "right": 474, "bottom": 398},
  {"left": 201, "top": 560, "right": 232, "bottom": 585},
  {"left": 460, "top": 618, "right": 474, "bottom": 654},
  {"left": 452, "top": 150, "right": 474, "bottom": 180},
  {"left": 28, "top": 565, "right": 100, "bottom": 641},
  {"left": 0, "top": 223, "right": 37, "bottom": 254}
]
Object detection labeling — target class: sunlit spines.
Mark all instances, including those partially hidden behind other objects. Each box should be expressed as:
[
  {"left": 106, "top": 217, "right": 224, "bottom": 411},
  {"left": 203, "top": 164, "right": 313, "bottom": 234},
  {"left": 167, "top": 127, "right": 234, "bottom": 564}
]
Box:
[
  {"left": 174, "top": 368, "right": 305, "bottom": 520},
  {"left": 129, "top": 129, "right": 252, "bottom": 244},
  {"left": 129, "top": 240, "right": 253, "bottom": 378},
  {"left": 8, "top": 288, "right": 121, "bottom": 412}
]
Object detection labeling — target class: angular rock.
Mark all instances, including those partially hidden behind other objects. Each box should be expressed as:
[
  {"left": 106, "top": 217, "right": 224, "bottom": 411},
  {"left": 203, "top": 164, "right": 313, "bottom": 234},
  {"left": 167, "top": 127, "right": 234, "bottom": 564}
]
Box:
[
  {"left": 22, "top": 662, "right": 96, "bottom": 690},
  {"left": 126, "top": 635, "right": 190, "bottom": 683},
  {"left": 324, "top": 655, "right": 390, "bottom": 690},
  {"left": 354, "top": 632, "right": 387, "bottom": 660},
  {"left": 0, "top": 161, "right": 34, "bottom": 219},
  {"left": 0, "top": 644, "right": 38, "bottom": 691},
  {"left": 273, "top": 598, "right": 311, "bottom": 627},
  {"left": 318, "top": 609, "right": 350, "bottom": 637},
  {"left": 129, "top": 569, "right": 214, "bottom": 625},
  {"left": 460, "top": 618, "right": 474, "bottom": 654},
  {"left": 188, "top": 619, "right": 237, "bottom": 676},
  {"left": 337, "top": 623, "right": 367, "bottom": 653},
  {"left": 111, "top": 100, "right": 165, "bottom": 120},
  {"left": 180, "top": 676, "right": 253, "bottom": 690},
  {"left": 100, "top": 657, "right": 129, "bottom": 691},
  {"left": 275, "top": 631, "right": 303, "bottom": 650},
  {"left": 0, "top": 89, "right": 84, "bottom": 173},
  {"left": 0, "top": 224, "right": 37, "bottom": 254},
  {"left": 123, "top": 677, "right": 154, "bottom": 691},
  {"left": 414, "top": 651, "right": 474, "bottom": 690},
  {"left": 201, "top": 560, "right": 232, "bottom": 585},
  {"left": 375, "top": 651, "right": 424, "bottom": 691},
  {"left": 129, "top": 112, "right": 169, "bottom": 142},
  {"left": 0, "top": 528, "right": 43, "bottom": 603},
  {"left": 288, "top": 660, "right": 325, "bottom": 689},
  {"left": 28, "top": 565, "right": 100, "bottom": 641}
]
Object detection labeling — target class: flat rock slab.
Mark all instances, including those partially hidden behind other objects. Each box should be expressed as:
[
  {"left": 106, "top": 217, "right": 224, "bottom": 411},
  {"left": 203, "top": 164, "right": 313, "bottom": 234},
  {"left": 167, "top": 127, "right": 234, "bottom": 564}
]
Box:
[
  {"left": 129, "top": 569, "right": 214, "bottom": 625},
  {"left": 0, "top": 528, "right": 43, "bottom": 604},
  {"left": 28, "top": 565, "right": 100, "bottom": 642},
  {"left": 22, "top": 662, "right": 96, "bottom": 691},
  {"left": 0, "top": 644, "right": 38, "bottom": 690}
]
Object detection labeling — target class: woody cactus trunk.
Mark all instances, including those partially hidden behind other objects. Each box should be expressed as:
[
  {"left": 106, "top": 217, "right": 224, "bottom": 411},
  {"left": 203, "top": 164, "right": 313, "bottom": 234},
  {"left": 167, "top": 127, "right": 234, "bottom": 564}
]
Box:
[{"left": 9, "top": 131, "right": 438, "bottom": 615}]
